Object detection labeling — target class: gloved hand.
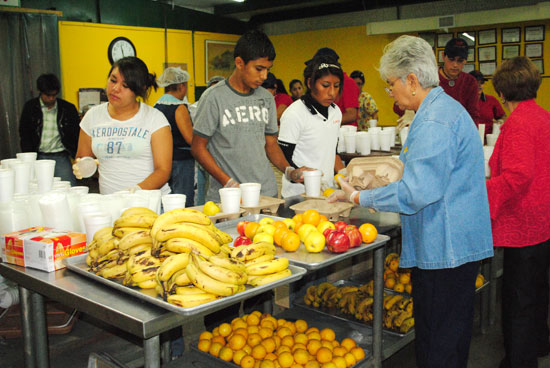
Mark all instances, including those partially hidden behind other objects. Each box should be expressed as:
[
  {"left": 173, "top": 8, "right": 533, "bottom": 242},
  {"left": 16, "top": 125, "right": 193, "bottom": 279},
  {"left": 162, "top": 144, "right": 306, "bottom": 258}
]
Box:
[
  {"left": 337, "top": 168, "right": 348, "bottom": 177},
  {"left": 72, "top": 159, "right": 83, "bottom": 180},
  {"left": 224, "top": 178, "right": 240, "bottom": 188},
  {"left": 328, "top": 176, "right": 359, "bottom": 204},
  {"left": 285, "top": 166, "right": 316, "bottom": 183},
  {"left": 124, "top": 185, "right": 142, "bottom": 193},
  {"left": 396, "top": 109, "right": 415, "bottom": 132}
]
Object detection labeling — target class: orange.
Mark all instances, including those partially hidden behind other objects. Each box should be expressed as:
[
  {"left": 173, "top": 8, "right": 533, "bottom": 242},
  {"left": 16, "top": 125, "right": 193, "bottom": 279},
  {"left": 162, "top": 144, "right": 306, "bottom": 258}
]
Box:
[
  {"left": 294, "top": 333, "right": 308, "bottom": 345},
  {"left": 293, "top": 222, "right": 303, "bottom": 234},
  {"left": 273, "top": 220, "right": 288, "bottom": 230},
  {"left": 293, "top": 348, "right": 309, "bottom": 365},
  {"left": 405, "top": 284, "right": 412, "bottom": 294},
  {"left": 305, "top": 361, "right": 320, "bottom": 368},
  {"left": 212, "top": 327, "right": 220, "bottom": 336},
  {"left": 305, "top": 327, "right": 319, "bottom": 334},
  {"left": 260, "top": 360, "right": 275, "bottom": 368},
  {"left": 247, "top": 313, "right": 261, "bottom": 326},
  {"left": 306, "top": 331, "right": 321, "bottom": 341},
  {"left": 200, "top": 331, "right": 213, "bottom": 340},
  {"left": 233, "top": 318, "right": 249, "bottom": 330},
  {"left": 234, "top": 350, "right": 248, "bottom": 365},
  {"left": 343, "top": 353, "right": 356, "bottom": 367},
  {"left": 278, "top": 351, "right": 295, "bottom": 368},
  {"left": 259, "top": 327, "right": 274, "bottom": 339},
  {"left": 261, "top": 338, "right": 276, "bottom": 353},
  {"left": 319, "top": 215, "right": 328, "bottom": 223},
  {"left": 247, "top": 333, "right": 262, "bottom": 347},
  {"left": 234, "top": 328, "right": 249, "bottom": 339},
  {"left": 209, "top": 342, "right": 223, "bottom": 357},
  {"left": 243, "top": 345, "right": 253, "bottom": 354},
  {"left": 334, "top": 174, "right": 345, "bottom": 187},
  {"left": 320, "top": 328, "right": 335, "bottom": 342},
  {"left": 321, "top": 363, "right": 336, "bottom": 368},
  {"left": 198, "top": 339, "right": 211, "bottom": 353},
  {"left": 393, "top": 283, "right": 405, "bottom": 292},
  {"left": 248, "top": 325, "right": 260, "bottom": 334},
  {"left": 219, "top": 346, "right": 234, "bottom": 361},
  {"left": 349, "top": 347, "right": 365, "bottom": 361},
  {"left": 219, "top": 322, "right": 232, "bottom": 337},
  {"left": 281, "top": 335, "right": 295, "bottom": 347},
  {"left": 245, "top": 222, "right": 261, "bottom": 240},
  {"left": 265, "top": 353, "right": 278, "bottom": 361},
  {"left": 331, "top": 340, "right": 339, "bottom": 348},
  {"left": 292, "top": 214, "right": 303, "bottom": 224},
  {"left": 277, "top": 326, "right": 293, "bottom": 339},
  {"left": 274, "top": 228, "right": 290, "bottom": 246},
  {"left": 384, "top": 276, "right": 396, "bottom": 289},
  {"left": 252, "top": 344, "right": 267, "bottom": 360},
  {"left": 307, "top": 340, "right": 322, "bottom": 355},
  {"left": 321, "top": 340, "right": 333, "bottom": 350},
  {"left": 240, "top": 355, "right": 256, "bottom": 368},
  {"left": 302, "top": 209, "right": 321, "bottom": 226},
  {"left": 332, "top": 347, "right": 347, "bottom": 357},
  {"left": 389, "top": 258, "right": 399, "bottom": 272},
  {"left": 358, "top": 223, "right": 377, "bottom": 244},
  {"left": 340, "top": 338, "right": 356, "bottom": 352},
  {"left": 277, "top": 319, "right": 287, "bottom": 328},
  {"left": 273, "top": 335, "right": 282, "bottom": 348},
  {"left": 283, "top": 321, "right": 297, "bottom": 334},
  {"left": 260, "top": 319, "right": 276, "bottom": 330},
  {"left": 295, "top": 320, "right": 308, "bottom": 333},
  {"left": 229, "top": 334, "right": 247, "bottom": 351},
  {"left": 292, "top": 343, "right": 307, "bottom": 352},
  {"left": 211, "top": 335, "right": 226, "bottom": 346},
  {"left": 282, "top": 232, "right": 301, "bottom": 252},
  {"left": 399, "top": 273, "right": 411, "bottom": 285},
  {"left": 316, "top": 347, "right": 333, "bottom": 364},
  {"left": 277, "top": 345, "right": 292, "bottom": 355},
  {"left": 291, "top": 364, "right": 304, "bottom": 368}
]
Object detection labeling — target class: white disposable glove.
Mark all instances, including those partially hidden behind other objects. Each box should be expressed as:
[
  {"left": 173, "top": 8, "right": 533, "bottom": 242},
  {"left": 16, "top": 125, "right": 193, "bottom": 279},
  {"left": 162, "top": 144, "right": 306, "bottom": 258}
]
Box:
[
  {"left": 327, "top": 176, "right": 359, "bottom": 204},
  {"left": 224, "top": 178, "right": 240, "bottom": 188},
  {"left": 397, "top": 109, "right": 415, "bottom": 132},
  {"left": 124, "top": 185, "right": 142, "bottom": 193},
  {"left": 72, "top": 159, "right": 83, "bottom": 180}
]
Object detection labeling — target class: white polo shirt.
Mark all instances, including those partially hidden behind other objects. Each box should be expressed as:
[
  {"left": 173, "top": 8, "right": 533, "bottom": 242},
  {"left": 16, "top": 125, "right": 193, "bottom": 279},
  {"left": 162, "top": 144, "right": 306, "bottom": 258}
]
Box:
[{"left": 279, "top": 99, "right": 342, "bottom": 198}]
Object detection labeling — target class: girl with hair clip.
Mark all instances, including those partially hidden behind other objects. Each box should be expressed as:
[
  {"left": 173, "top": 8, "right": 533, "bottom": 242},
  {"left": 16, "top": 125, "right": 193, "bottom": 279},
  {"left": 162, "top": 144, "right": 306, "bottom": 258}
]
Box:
[
  {"left": 74, "top": 56, "right": 173, "bottom": 194},
  {"left": 277, "top": 56, "right": 344, "bottom": 198}
]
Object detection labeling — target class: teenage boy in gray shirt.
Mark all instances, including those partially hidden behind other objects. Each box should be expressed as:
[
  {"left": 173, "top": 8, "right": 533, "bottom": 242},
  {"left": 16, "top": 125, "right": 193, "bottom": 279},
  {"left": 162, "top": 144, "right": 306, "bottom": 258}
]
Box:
[{"left": 192, "top": 30, "right": 307, "bottom": 202}]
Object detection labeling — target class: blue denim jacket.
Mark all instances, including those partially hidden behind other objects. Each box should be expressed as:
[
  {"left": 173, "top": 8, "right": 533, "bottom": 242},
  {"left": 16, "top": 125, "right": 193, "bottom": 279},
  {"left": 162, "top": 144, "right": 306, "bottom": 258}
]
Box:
[{"left": 359, "top": 87, "right": 493, "bottom": 269}]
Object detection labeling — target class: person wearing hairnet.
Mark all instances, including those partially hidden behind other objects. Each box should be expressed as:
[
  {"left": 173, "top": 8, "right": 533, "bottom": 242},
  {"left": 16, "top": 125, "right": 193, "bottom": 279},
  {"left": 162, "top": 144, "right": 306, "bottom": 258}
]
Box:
[{"left": 154, "top": 67, "right": 194, "bottom": 206}]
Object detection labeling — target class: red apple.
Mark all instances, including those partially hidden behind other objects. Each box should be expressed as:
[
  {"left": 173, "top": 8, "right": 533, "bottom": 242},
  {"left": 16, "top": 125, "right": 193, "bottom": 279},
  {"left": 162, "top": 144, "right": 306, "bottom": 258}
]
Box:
[
  {"left": 334, "top": 221, "right": 348, "bottom": 232},
  {"left": 323, "top": 228, "right": 336, "bottom": 238},
  {"left": 236, "top": 221, "right": 249, "bottom": 237},
  {"left": 326, "top": 230, "right": 350, "bottom": 253},
  {"left": 234, "top": 235, "right": 252, "bottom": 247},
  {"left": 344, "top": 225, "right": 362, "bottom": 248}
]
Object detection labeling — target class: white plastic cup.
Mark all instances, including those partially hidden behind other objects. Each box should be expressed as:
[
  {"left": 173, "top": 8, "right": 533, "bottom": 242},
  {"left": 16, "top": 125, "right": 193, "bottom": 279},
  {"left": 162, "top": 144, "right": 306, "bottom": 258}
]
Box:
[
  {"left": 399, "top": 127, "right": 409, "bottom": 145},
  {"left": 492, "top": 122, "right": 501, "bottom": 135},
  {"left": 486, "top": 134, "right": 498, "bottom": 146},
  {"left": 53, "top": 177, "right": 61, "bottom": 182},
  {"left": 303, "top": 170, "right": 323, "bottom": 197},
  {"left": 344, "top": 132, "right": 357, "bottom": 153},
  {"left": 12, "top": 161, "right": 32, "bottom": 195},
  {"left": 379, "top": 131, "right": 392, "bottom": 151},
  {"left": 219, "top": 188, "right": 241, "bottom": 214},
  {"left": 34, "top": 159, "right": 56, "bottom": 194},
  {"left": 368, "top": 119, "right": 378, "bottom": 128},
  {"left": 162, "top": 194, "right": 187, "bottom": 212},
  {"left": 478, "top": 124, "right": 485, "bottom": 143},
  {"left": 38, "top": 192, "right": 73, "bottom": 231},
  {"left": 484, "top": 159, "right": 491, "bottom": 178},
  {"left": 0, "top": 168, "right": 15, "bottom": 203},
  {"left": 0, "top": 200, "right": 29, "bottom": 234},
  {"left": 83, "top": 212, "right": 112, "bottom": 244},
  {"left": 343, "top": 125, "right": 357, "bottom": 133},
  {"left": 1, "top": 158, "right": 21, "bottom": 169},
  {"left": 240, "top": 183, "right": 262, "bottom": 207},
  {"left": 337, "top": 129, "right": 347, "bottom": 153},
  {"left": 483, "top": 146, "right": 494, "bottom": 160},
  {"left": 74, "top": 157, "right": 98, "bottom": 178},
  {"left": 356, "top": 132, "right": 371, "bottom": 155},
  {"left": 70, "top": 186, "right": 90, "bottom": 195},
  {"left": 384, "top": 127, "right": 397, "bottom": 147},
  {"left": 77, "top": 200, "right": 103, "bottom": 233},
  {"left": 370, "top": 129, "right": 381, "bottom": 150},
  {"left": 16, "top": 152, "right": 37, "bottom": 162}
]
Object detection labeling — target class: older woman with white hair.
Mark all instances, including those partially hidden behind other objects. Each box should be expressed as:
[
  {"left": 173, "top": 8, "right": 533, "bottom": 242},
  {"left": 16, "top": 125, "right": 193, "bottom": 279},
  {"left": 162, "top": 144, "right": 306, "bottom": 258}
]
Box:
[{"left": 330, "top": 35, "right": 493, "bottom": 367}]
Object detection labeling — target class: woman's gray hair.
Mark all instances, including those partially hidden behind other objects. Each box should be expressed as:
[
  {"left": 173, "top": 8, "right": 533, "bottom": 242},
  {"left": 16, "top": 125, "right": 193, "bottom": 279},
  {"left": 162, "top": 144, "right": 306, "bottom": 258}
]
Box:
[{"left": 379, "top": 35, "right": 439, "bottom": 88}]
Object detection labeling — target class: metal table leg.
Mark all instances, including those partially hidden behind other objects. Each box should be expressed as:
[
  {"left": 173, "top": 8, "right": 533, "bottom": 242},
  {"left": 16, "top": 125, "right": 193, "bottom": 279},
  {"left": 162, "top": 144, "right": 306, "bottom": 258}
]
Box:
[
  {"left": 372, "top": 247, "right": 384, "bottom": 368},
  {"left": 19, "top": 286, "right": 36, "bottom": 368},
  {"left": 161, "top": 339, "right": 171, "bottom": 364},
  {"left": 143, "top": 335, "right": 161, "bottom": 368},
  {"left": 31, "top": 293, "right": 50, "bottom": 367}
]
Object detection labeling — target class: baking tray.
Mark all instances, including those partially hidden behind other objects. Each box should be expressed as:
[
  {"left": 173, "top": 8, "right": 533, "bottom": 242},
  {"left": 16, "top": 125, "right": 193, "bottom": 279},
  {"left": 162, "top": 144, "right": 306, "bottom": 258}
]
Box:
[
  {"left": 188, "top": 205, "right": 246, "bottom": 223},
  {"left": 216, "top": 214, "right": 390, "bottom": 271},
  {"left": 241, "top": 195, "right": 285, "bottom": 216},
  {"left": 290, "top": 199, "right": 354, "bottom": 221},
  {"left": 64, "top": 254, "right": 306, "bottom": 317},
  {"left": 295, "top": 280, "right": 413, "bottom": 337}
]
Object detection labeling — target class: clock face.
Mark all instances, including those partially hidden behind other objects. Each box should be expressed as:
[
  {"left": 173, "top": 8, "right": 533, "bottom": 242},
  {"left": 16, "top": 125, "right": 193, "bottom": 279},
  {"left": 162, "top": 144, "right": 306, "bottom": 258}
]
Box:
[{"left": 108, "top": 37, "right": 136, "bottom": 64}]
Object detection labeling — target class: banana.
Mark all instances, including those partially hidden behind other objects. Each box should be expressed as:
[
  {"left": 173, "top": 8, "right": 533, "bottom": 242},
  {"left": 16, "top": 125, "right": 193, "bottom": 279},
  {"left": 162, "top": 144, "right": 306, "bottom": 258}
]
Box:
[
  {"left": 93, "top": 226, "right": 114, "bottom": 242},
  {"left": 121, "top": 207, "right": 158, "bottom": 217},
  {"left": 185, "top": 260, "right": 240, "bottom": 296},
  {"left": 164, "top": 238, "right": 215, "bottom": 258},
  {"left": 137, "top": 279, "right": 158, "bottom": 289},
  {"left": 97, "top": 263, "right": 128, "bottom": 279},
  {"left": 93, "top": 259, "right": 118, "bottom": 272},
  {"left": 219, "top": 244, "right": 232, "bottom": 255},
  {"left": 167, "top": 293, "right": 219, "bottom": 308},
  {"left": 96, "top": 249, "right": 121, "bottom": 264},
  {"left": 157, "top": 253, "right": 190, "bottom": 282},
  {"left": 89, "top": 248, "right": 99, "bottom": 261},
  {"left": 208, "top": 253, "right": 246, "bottom": 273},
  {"left": 155, "top": 223, "right": 221, "bottom": 253},
  {"left": 244, "top": 253, "right": 275, "bottom": 267},
  {"left": 127, "top": 249, "right": 161, "bottom": 274},
  {"left": 246, "top": 257, "right": 289, "bottom": 276},
  {"left": 400, "top": 317, "right": 415, "bottom": 333},
  {"left": 231, "top": 242, "right": 276, "bottom": 262},
  {"left": 118, "top": 230, "right": 153, "bottom": 251},
  {"left": 86, "top": 254, "right": 94, "bottom": 267},
  {"left": 171, "top": 268, "right": 192, "bottom": 287},
  {"left": 151, "top": 208, "right": 212, "bottom": 240},
  {"left": 193, "top": 254, "right": 247, "bottom": 285},
  {"left": 356, "top": 296, "right": 374, "bottom": 314},
  {"left": 97, "top": 237, "right": 119, "bottom": 256},
  {"left": 113, "top": 227, "right": 146, "bottom": 238},
  {"left": 86, "top": 239, "right": 98, "bottom": 252},
  {"left": 384, "top": 294, "right": 404, "bottom": 310},
  {"left": 127, "top": 243, "right": 153, "bottom": 255},
  {"left": 131, "top": 266, "right": 160, "bottom": 283},
  {"left": 207, "top": 223, "right": 233, "bottom": 244},
  {"left": 114, "top": 214, "right": 157, "bottom": 229},
  {"left": 385, "top": 253, "right": 400, "bottom": 268},
  {"left": 247, "top": 268, "right": 291, "bottom": 287},
  {"left": 393, "top": 309, "right": 413, "bottom": 329},
  {"left": 175, "top": 285, "right": 209, "bottom": 295}
]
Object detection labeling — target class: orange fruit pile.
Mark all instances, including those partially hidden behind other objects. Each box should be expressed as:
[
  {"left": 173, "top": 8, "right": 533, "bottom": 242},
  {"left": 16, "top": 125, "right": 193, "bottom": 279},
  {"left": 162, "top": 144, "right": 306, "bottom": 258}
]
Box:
[{"left": 197, "top": 310, "right": 365, "bottom": 368}]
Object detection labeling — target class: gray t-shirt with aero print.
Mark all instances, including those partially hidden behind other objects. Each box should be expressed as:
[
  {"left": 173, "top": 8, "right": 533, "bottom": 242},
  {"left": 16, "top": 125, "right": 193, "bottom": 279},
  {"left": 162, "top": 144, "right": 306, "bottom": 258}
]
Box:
[{"left": 193, "top": 79, "right": 278, "bottom": 202}]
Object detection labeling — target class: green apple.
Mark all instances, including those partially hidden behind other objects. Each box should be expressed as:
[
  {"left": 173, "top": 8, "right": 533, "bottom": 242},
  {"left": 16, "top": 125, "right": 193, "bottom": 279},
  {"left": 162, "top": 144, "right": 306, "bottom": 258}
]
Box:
[
  {"left": 257, "top": 224, "right": 276, "bottom": 236},
  {"left": 259, "top": 217, "right": 275, "bottom": 226},
  {"left": 317, "top": 220, "right": 336, "bottom": 234},
  {"left": 253, "top": 232, "right": 274, "bottom": 244},
  {"left": 282, "top": 218, "right": 296, "bottom": 231},
  {"left": 297, "top": 224, "right": 317, "bottom": 243},
  {"left": 304, "top": 231, "right": 325, "bottom": 253}
]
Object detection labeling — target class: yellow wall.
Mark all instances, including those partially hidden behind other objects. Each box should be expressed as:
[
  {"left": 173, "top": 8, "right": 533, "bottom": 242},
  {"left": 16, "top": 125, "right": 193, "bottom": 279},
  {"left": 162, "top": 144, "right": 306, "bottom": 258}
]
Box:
[
  {"left": 270, "top": 20, "right": 550, "bottom": 126},
  {"left": 193, "top": 31, "right": 240, "bottom": 86},
  {"left": 58, "top": 22, "right": 194, "bottom": 108}
]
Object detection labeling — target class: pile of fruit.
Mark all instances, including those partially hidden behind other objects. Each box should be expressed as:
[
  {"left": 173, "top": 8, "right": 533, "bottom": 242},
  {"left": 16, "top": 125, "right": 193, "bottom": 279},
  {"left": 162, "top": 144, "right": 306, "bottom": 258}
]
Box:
[
  {"left": 197, "top": 310, "right": 366, "bottom": 368},
  {"left": 86, "top": 207, "right": 291, "bottom": 308},
  {"left": 233, "top": 211, "right": 378, "bottom": 254},
  {"left": 383, "top": 253, "right": 412, "bottom": 294},
  {"left": 303, "top": 282, "right": 414, "bottom": 334}
]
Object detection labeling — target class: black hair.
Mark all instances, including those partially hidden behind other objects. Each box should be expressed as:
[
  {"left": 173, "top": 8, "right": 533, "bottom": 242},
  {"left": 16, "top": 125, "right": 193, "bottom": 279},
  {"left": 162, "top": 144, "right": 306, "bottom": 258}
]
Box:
[
  {"left": 275, "top": 79, "right": 288, "bottom": 95},
  {"left": 289, "top": 79, "right": 303, "bottom": 91},
  {"left": 303, "top": 55, "right": 344, "bottom": 97},
  {"left": 234, "top": 29, "right": 276, "bottom": 64},
  {"left": 37, "top": 74, "right": 60, "bottom": 93},
  {"left": 350, "top": 70, "right": 365, "bottom": 84},
  {"left": 108, "top": 57, "right": 157, "bottom": 100}
]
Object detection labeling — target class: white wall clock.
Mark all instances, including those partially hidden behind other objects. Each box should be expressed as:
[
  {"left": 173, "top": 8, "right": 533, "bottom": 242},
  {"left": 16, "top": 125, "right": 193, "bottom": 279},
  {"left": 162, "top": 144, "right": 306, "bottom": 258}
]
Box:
[{"left": 108, "top": 37, "right": 136, "bottom": 64}]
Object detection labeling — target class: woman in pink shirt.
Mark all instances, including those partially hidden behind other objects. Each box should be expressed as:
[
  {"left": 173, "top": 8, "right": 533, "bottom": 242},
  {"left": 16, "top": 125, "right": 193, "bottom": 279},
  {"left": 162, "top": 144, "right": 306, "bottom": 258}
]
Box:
[{"left": 487, "top": 56, "right": 550, "bottom": 368}]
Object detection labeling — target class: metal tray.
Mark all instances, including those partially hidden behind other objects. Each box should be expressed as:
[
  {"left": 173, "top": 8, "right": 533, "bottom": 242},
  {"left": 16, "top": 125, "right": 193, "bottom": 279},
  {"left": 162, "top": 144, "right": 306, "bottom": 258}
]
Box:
[
  {"left": 294, "top": 280, "right": 414, "bottom": 337},
  {"left": 216, "top": 214, "right": 390, "bottom": 270},
  {"left": 188, "top": 205, "right": 246, "bottom": 223},
  {"left": 241, "top": 195, "right": 285, "bottom": 216},
  {"left": 64, "top": 254, "right": 306, "bottom": 317}
]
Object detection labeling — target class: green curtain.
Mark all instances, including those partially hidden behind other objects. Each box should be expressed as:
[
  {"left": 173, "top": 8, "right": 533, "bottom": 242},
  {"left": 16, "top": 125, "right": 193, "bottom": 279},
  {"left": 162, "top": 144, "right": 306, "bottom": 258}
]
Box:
[{"left": 0, "top": 12, "right": 60, "bottom": 160}]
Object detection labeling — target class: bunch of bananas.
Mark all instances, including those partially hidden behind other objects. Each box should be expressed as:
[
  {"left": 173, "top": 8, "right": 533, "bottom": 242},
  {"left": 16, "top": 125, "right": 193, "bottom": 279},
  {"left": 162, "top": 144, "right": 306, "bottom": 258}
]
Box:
[
  {"left": 232, "top": 242, "right": 291, "bottom": 287},
  {"left": 303, "top": 281, "right": 414, "bottom": 334}
]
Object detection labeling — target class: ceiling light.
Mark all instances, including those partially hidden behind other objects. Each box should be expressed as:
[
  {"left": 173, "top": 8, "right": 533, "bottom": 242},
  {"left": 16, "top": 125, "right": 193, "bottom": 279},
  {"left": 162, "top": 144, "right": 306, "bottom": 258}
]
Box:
[
  {"left": 461, "top": 32, "right": 475, "bottom": 42},
  {"left": 233, "top": 0, "right": 245, "bottom": 2}
]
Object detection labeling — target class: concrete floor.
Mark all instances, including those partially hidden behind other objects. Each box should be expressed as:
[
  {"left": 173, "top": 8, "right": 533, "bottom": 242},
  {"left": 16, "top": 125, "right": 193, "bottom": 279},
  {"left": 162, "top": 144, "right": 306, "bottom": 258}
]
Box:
[{"left": 1, "top": 279, "right": 549, "bottom": 367}]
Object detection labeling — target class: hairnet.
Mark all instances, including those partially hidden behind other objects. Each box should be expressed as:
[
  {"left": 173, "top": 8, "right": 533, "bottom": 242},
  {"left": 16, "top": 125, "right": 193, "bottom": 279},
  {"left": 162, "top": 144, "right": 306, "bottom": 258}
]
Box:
[
  {"left": 207, "top": 76, "right": 225, "bottom": 88},
  {"left": 157, "top": 67, "right": 190, "bottom": 87}
]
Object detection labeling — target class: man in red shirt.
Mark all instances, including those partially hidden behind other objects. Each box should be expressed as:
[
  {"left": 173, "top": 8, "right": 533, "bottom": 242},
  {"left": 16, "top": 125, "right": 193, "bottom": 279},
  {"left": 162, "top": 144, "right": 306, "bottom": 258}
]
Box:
[
  {"left": 306, "top": 48, "right": 360, "bottom": 126},
  {"left": 469, "top": 70, "right": 506, "bottom": 135}
]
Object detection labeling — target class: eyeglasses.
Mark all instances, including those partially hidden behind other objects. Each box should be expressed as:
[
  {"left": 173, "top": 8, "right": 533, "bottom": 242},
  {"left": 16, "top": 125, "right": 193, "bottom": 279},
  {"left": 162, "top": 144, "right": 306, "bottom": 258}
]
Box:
[{"left": 384, "top": 87, "right": 392, "bottom": 95}]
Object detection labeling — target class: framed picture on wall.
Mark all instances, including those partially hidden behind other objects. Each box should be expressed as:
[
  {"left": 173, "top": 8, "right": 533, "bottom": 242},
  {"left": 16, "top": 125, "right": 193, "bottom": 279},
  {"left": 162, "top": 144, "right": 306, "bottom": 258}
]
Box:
[
  {"left": 205, "top": 40, "right": 236, "bottom": 81},
  {"left": 479, "top": 61, "right": 497, "bottom": 76},
  {"left": 419, "top": 32, "right": 436, "bottom": 48},
  {"left": 532, "top": 59, "right": 544, "bottom": 74},
  {"left": 502, "top": 45, "right": 520, "bottom": 60},
  {"left": 478, "top": 29, "right": 496, "bottom": 45},
  {"left": 459, "top": 31, "right": 476, "bottom": 46},
  {"left": 438, "top": 49, "right": 445, "bottom": 63},
  {"left": 463, "top": 64, "right": 475, "bottom": 73},
  {"left": 525, "top": 43, "right": 543, "bottom": 58},
  {"left": 467, "top": 48, "right": 475, "bottom": 62},
  {"left": 525, "top": 25, "right": 545, "bottom": 41},
  {"left": 437, "top": 33, "right": 453, "bottom": 48},
  {"left": 502, "top": 27, "right": 521, "bottom": 43},
  {"left": 479, "top": 46, "right": 496, "bottom": 62}
]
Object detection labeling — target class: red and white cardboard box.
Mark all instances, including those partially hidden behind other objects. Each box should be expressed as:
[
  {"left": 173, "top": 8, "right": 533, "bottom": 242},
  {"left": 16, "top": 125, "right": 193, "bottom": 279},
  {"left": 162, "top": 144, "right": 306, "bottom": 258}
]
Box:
[{"left": 1, "top": 227, "right": 86, "bottom": 272}]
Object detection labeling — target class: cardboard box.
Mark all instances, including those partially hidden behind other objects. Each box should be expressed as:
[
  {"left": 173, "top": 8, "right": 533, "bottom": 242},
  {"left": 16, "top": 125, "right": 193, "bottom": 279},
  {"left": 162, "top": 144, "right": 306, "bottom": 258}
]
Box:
[{"left": 1, "top": 227, "right": 86, "bottom": 272}]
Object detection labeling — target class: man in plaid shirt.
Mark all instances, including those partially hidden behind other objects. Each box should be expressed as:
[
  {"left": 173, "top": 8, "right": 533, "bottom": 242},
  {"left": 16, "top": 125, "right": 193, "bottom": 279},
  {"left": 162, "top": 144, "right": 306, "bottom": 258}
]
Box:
[{"left": 19, "top": 74, "right": 80, "bottom": 185}]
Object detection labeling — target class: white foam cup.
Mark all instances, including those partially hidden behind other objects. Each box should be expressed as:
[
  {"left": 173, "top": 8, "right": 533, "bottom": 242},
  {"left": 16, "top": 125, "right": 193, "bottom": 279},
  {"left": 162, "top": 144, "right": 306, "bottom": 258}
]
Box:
[
  {"left": 12, "top": 161, "right": 32, "bottom": 195},
  {"left": 75, "top": 157, "right": 98, "bottom": 178},
  {"left": 34, "top": 160, "right": 56, "bottom": 194},
  {"left": 379, "top": 131, "right": 392, "bottom": 151},
  {"left": 344, "top": 132, "right": 357, "bottom": 153},
  {"left": 355, "top": 132, "right": 371, "bottom": 155},
  {"left": 492, "top": 122, "right": 501, "bottom": 135},
  {"left": 219, "top": 188, "right": 241, "bottom": 214},
  {"left": 77, "top": 200, "right": 103, "bottom": 233},
  {"left": 337, "top": 129, "right": 347, "bottom": 153},
  {"left": 368, "top": 119, "right": 378, "bottom": 128},
  {"left": 53, "top": 177, "right": 61, "bottom": 182},
  {"left": 483, "top": 146, "right": 494, "bottom": 160},
  {"left": 1, "top": 158, "right": 21, "bottom": 169},
  {"left": 303, "top": 170, "right": 323, "bottom": 197},
  {"left": 384, "top": 127, "right": 397, "bottom": 147},
  {"left": 162, "top": 194, "right": 187, "bottom": 212},
  {"left": 70, "top": 186, "right": 90, "bottom": 195},
  {"left": 486, "top": 134, "right": 498, "bottom": 146},
  {"left": 399, "top": 127, "right": 409, "bottom": 145},
  {"left": 0, "top": 168, "right": 15, "bottom": 203},
  {"left": 0, "top": 200, "right": 29, "bottom": 234},
  {"left": 343, "top": 125, "right": 357, "bottom": 133},
  {"left": 16, "top": 152, "right": 37, "bottom": 162},
  {"left": 38, "top": 192, "right": 73, "bottom": 231},
  {"left": 240, "top": 183, "right": 262, "bottom": 207},
  {"left": 484, "top": 159, "right": 491, "bottom": 178},
  {"left": 83, "top": 212, "right": 112, "bottom": 244},
  {"left": 478, "top": 124, "right": 485, "bottom": 143},
  {"left": 370, "top": 129, "right": 381, "bottom": 150}
]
